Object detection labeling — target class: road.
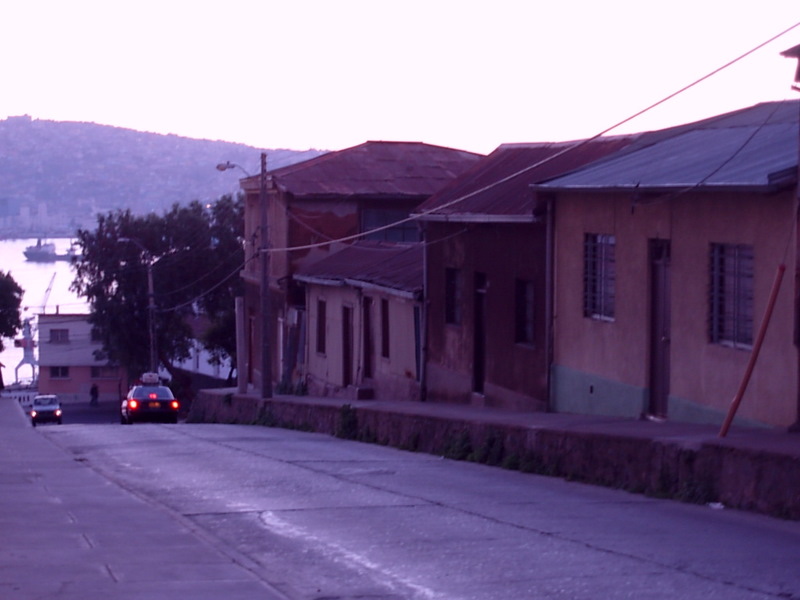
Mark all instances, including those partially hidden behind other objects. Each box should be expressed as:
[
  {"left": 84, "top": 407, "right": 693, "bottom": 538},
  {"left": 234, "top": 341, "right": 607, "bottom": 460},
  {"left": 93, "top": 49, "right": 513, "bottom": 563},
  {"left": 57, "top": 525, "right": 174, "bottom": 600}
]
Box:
[{"left": 37, "top": 411, "right": 800, "bottom": 600}]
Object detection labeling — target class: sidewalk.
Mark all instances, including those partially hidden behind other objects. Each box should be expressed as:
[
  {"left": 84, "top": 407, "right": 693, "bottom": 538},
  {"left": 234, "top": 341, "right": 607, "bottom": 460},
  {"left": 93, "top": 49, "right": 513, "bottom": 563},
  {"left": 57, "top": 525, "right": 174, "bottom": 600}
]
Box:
[
  {"left": 190, "top": 389, "right": 800, "bottom": 520},
  {"left": 0, "top": 398, "right": 285, "bottom": 600}
]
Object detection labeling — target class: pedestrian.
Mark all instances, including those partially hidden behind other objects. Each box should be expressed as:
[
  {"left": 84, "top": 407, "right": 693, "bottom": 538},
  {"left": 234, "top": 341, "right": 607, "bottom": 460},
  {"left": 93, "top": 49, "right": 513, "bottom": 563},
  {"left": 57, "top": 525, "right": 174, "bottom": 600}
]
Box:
[{"left": 90, "top": 383, "right": 99, "bottom": 406}]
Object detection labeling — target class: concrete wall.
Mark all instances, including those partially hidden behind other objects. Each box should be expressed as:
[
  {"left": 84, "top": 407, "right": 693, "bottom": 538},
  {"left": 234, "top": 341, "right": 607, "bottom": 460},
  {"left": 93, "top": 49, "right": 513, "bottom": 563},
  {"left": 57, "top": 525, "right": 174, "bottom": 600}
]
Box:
[{"left": 188, "top": 389, "right": 800, "bottom": 520}]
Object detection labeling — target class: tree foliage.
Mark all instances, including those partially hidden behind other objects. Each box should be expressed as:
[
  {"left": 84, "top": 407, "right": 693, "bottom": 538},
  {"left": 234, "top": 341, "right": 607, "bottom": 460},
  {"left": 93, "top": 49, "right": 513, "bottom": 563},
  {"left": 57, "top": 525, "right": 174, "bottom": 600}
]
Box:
[
  {"left": 0, "top": 271, "right": 24, "bottom": 353},
  {"left": 71, "top": 195, "right": 244, "bottom": 382}
]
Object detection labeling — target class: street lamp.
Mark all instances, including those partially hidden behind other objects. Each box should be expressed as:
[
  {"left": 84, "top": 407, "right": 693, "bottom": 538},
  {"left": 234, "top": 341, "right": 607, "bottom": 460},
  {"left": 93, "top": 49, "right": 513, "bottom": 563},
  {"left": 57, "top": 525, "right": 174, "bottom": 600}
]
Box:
[
  {"left": 216, "top": 152, "right": 273, "bottom": 399},
  {"left": 119, "top": 237, "right": 157, "bottom": 374}
]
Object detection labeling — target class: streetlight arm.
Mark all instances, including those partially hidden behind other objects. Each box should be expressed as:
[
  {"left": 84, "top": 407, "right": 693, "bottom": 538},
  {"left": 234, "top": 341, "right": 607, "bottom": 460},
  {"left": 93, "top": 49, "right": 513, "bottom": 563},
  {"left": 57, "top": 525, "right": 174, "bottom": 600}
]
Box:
[{"left": 216, "top": 161, "right": 252, "bottom": 177}]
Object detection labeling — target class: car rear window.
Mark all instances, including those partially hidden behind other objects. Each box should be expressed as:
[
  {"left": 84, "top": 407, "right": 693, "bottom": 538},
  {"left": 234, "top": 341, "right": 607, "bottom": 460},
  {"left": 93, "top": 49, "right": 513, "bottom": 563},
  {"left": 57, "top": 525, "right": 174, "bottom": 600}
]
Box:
[{"left": 131, "top": 386, "right": 175, "bottom": 400}]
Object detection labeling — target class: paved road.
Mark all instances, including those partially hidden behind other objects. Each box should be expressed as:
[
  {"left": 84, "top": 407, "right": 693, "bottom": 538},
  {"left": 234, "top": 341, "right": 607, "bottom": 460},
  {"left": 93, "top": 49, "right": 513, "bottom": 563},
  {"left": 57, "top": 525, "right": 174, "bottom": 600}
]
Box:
[{"left": 36, "top": 416, "right": 800, "bottom": 600}]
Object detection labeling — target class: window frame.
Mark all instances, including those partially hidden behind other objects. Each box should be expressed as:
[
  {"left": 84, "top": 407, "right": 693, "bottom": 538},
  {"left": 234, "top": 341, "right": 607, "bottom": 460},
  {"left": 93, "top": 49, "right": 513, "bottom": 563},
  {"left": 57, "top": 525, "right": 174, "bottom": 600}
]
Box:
[
  {"left": 50, "top": 366, "right": 70, "bottom": 379},
  {"left": 709, "top": 243, "right": 754, "bottom": 349},
  {"left": 49, "top": 328, "right": 70, "bottom": 344},
  {"left": 583, "top": 233, "right": 616, "bottom": 321}
]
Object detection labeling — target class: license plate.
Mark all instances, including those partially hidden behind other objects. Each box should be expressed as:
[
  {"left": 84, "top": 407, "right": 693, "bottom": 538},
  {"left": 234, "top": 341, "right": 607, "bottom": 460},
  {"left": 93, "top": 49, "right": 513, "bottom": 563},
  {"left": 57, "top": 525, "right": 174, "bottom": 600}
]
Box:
[{"left": 148, "top": 401, "right": 161, "bottom": 408}]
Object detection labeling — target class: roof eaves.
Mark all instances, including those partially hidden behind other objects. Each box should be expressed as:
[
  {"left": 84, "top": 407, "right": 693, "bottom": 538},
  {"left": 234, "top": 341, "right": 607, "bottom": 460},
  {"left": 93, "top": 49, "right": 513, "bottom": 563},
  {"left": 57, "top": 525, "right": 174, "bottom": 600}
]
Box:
[
  {"left": 292, "top": 275, "right": 345, "bottom": 287},
  {"left": 343, "top": 278, "right": 418, "bottom": 300},
  {"left": 531, "top": 182, "right": 791, "bottom": 195},
  {"left": 414, "top": 213, "right": 537, "bottom": 224}
]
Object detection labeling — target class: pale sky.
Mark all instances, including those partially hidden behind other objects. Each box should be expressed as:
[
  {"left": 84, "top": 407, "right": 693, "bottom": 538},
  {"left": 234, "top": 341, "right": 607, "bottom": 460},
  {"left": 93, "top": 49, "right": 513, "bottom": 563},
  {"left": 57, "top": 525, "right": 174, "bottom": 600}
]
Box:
[{"left": 2, "top": 1, "right": 800, "bottom": 155}]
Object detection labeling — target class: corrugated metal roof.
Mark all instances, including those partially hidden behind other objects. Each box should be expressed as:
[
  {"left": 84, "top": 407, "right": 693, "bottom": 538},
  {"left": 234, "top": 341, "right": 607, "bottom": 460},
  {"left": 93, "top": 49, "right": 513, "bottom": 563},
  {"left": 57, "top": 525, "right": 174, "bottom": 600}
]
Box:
[
  {"left": 294, "top": 241, "right": 423, "bottom": 295},
  {"left": 413, "top": 137, "right": 636, "bottom": 221},
  {"left": 247, "top": 141, "right": 482, "bottom": 199},
  {"left": 537, "top": 100, "right": 800, "bottom": 192}
]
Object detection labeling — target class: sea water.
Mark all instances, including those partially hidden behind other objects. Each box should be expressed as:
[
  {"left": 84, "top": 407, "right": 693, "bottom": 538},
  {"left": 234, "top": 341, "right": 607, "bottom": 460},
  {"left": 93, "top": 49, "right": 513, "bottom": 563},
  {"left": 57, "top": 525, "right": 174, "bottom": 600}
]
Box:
[{"left": 0, "top": 238, "right": 88, "bottom": 386}]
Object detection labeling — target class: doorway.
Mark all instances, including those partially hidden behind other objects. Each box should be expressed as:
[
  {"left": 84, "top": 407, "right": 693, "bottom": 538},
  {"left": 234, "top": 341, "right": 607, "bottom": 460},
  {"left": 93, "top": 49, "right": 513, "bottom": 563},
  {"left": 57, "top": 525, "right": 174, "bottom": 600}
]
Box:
[
  {"left": 473, "top": 272, "right": 487, "bottom": 394},
  {"left": 342, "top": 306, "right": 353, "bottom": 387},
  {"left": 648, "top": 239, "right": 671, "bottom": 418}
]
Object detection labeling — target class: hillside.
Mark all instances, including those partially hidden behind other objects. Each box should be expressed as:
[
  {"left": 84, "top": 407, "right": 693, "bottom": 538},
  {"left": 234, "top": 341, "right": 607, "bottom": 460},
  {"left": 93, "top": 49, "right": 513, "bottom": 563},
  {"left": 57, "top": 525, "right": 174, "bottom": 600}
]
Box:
[{"left": 0, "top": 115, "right": 325, "bottom": 238}]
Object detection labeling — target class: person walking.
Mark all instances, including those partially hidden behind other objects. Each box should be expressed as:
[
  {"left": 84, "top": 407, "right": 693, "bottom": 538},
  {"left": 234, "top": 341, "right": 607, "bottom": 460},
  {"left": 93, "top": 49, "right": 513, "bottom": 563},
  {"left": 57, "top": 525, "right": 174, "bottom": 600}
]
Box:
[{"left": 90, "top": 383, "right": 99, "bottom": 406}]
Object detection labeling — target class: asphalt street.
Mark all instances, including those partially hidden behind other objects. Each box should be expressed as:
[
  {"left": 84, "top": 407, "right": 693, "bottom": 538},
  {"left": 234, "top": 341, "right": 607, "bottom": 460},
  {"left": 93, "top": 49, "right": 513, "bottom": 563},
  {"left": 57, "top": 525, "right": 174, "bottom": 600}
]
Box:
[{"left": 0, "top": 396, "right": 287, "bottom": 600}]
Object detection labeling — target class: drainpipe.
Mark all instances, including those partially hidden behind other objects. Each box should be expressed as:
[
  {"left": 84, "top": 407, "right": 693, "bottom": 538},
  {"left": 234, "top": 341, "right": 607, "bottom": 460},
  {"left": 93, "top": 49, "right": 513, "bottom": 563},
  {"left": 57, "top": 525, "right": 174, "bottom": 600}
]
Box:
[
  {"left": 420, "top": 222, "right": 429, "bottom": 402},
  {"left": 542, "top": 194, "right": 555, "bottom": 412}
]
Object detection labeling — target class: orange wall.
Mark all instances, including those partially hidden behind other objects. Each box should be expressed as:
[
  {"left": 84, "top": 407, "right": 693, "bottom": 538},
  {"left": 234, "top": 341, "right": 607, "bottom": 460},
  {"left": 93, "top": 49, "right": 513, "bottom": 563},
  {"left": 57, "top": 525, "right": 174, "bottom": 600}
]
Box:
[{"left": 554, "top": 190, "right": 797, "bottom": 427}]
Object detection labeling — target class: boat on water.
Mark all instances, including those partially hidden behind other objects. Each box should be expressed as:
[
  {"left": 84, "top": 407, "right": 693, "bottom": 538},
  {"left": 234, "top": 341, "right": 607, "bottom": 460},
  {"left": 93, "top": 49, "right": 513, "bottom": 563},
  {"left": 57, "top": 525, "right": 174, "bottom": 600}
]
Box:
[{"left": 23, "top": 239, "right": 76, "bottom": 262}]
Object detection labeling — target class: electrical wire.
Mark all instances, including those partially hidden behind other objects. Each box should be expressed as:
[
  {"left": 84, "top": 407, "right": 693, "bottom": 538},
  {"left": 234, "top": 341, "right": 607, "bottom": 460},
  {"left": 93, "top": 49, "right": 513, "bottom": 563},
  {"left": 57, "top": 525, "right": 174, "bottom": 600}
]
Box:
[{"left": 262, "top": 20, "right": 800, "bottom": 256}]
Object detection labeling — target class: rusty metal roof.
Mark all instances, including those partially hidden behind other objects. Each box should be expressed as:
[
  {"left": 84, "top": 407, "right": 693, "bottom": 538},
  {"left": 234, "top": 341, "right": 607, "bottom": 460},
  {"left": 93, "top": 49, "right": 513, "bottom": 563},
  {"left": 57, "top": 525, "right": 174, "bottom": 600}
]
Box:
[
  {"left": 250, "top": 141, "right": 482, "bottom": 200},
  {"left": 293, "top": 241, "right": 423, "bottom": 297},
  {"left": 536, "top": 100, "right": 800, "bottom": 193},
  {"left": 413, "top": 137, "right": 637, "bottom": 222}
]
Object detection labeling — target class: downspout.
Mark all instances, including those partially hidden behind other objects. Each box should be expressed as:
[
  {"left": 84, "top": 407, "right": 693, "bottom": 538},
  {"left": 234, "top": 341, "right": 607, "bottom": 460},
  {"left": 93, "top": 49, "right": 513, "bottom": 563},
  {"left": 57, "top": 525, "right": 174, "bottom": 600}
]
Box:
[
  {"left": 543, "top": 194, "right": 555, "bottom": 412},
  {"left": 420, "top": 222, "right": 429, "bottom": 401}
]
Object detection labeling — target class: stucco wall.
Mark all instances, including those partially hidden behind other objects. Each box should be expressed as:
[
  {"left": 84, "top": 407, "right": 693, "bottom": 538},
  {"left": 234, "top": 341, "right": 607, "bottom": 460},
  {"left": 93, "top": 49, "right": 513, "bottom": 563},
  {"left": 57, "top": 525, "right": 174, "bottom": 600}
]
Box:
[
  {"left": 553, "top": 190, "right": 797, "bottom": 427},
  {"left": 424, "top": 221, "right": 548, "bottom": 410},
  {"left": 305, "top": 283, "right": 421, "bottom": 401}
]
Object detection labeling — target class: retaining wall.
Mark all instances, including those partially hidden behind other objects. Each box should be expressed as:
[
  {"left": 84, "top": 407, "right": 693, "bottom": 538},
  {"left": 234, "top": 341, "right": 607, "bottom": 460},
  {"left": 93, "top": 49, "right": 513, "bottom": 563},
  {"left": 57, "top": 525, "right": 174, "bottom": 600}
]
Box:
[{"left": 189, "top": 389, "right": 800, "bottom": 520}]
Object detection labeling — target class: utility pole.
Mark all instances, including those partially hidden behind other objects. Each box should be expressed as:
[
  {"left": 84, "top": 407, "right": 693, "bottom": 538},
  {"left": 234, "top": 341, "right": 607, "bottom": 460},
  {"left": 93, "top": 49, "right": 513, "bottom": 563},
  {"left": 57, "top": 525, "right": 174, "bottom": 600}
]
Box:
[{"left": 259, "top": 152, "right": 273, "bottom": 399}]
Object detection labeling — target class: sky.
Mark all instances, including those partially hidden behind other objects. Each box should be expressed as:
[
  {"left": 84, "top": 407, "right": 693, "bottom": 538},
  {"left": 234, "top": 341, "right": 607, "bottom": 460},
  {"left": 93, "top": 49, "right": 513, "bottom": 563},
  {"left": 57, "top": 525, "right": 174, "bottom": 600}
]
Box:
[{"left": 2, "top": 1, "right": 800, "bottom": 156}]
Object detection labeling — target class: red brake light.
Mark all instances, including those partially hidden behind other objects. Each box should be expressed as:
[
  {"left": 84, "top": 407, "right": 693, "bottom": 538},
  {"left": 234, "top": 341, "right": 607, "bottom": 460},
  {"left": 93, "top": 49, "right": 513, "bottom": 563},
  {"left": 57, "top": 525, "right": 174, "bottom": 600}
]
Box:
[
  {"left": 148, "top": 392, "right": 158, "bottom": 400},
  {"left": 170, "top": 401, "right": 179, "bottom": 410},
  {"left": 129, "top": 399, "right": 139, "bottom": 410},
  {"left": 30, "top": 410, "right": 37, "bottom": 418}
]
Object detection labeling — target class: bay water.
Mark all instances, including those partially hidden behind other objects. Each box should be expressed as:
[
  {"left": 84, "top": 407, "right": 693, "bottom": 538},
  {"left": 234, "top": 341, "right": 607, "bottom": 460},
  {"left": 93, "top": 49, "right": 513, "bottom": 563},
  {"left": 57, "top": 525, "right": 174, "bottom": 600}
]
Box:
[{"left": 0, "top": 238, "right": 88, "bottom": 386}]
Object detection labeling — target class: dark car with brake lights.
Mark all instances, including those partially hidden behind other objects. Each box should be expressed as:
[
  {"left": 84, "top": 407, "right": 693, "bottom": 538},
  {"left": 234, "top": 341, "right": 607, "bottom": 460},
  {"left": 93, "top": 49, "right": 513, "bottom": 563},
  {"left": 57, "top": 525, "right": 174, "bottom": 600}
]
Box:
[
  {"left": 121, "top": 373, "right": 180, "bottom": 424},
  {"left": 30, "top": 394, "right": 63, "bottom": 426}
]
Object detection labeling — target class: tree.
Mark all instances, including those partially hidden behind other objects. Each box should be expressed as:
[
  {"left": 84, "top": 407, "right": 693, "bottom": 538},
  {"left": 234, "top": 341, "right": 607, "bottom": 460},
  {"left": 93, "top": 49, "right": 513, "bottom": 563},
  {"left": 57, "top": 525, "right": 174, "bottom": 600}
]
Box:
[
  {"left": 71, "top": 195, "right": 244, "bottom": 385},
  {"left": 0, "top": 271, "right": 23, "bottom": 353}
]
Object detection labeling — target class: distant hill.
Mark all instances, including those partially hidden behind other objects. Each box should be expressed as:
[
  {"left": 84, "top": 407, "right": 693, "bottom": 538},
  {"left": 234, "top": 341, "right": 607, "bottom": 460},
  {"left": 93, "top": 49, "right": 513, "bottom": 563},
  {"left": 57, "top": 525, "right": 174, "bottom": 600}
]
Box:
[{"left": 0, "top": 115, "right": 326, "bottom": 238}]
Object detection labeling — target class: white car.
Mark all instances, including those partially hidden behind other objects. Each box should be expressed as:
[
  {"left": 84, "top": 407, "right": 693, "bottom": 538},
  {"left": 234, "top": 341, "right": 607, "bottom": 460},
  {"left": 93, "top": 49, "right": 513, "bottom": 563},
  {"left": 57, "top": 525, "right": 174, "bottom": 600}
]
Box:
[{"left": 30, "top": 395, "right": 63, "bottom": 426}]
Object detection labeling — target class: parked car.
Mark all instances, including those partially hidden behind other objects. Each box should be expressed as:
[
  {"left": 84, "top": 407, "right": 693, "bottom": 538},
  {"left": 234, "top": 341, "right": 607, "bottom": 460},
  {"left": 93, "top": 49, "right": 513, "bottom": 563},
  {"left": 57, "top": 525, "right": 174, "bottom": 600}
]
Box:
[
  {"left": 30, "top": 395, "right": 63, "bottom": 427},
  {"left": 121, "top": 373, "right": 180, "bottom": 424}
]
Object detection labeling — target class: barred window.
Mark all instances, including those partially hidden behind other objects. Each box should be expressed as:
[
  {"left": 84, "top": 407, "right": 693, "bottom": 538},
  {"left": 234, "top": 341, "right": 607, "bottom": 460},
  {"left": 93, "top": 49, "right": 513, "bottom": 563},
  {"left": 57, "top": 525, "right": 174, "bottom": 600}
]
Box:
[
  {"left": 583, "top": 234, "right": 616, "bottom": 320},
  {"left": 709, "top": 243, "right": 753, "bottom": 348},
  {"left": 514, "top": 279, "right": 535, "bottom": 344}
]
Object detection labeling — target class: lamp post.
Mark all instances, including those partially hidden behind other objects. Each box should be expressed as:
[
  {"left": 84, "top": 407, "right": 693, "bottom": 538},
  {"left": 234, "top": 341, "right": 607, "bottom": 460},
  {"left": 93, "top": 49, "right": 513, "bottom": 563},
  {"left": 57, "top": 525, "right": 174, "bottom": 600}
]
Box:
[
  {"left": 216, "top": 152, "right": 272, "bottom": 399},
  {"left": 119, "top": 237, "right": 157, "bottom": 373}
]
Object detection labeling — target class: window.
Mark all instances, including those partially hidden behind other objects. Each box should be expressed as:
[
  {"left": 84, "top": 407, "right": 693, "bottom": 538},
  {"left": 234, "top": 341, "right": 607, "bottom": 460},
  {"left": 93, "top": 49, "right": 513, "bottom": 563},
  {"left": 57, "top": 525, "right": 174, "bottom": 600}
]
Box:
[
  {"left": 362, "top": 208, "right": 421, "bottom": 242},
  {"left": 444, "top": 268, "right": 462, "bottom": 325},
  {"left": 49, "top": 328, "right": 69, "bottom": 343},
  {"left": 515, "top": 279, "right": 535, "bottom": 344},
  {"left": 50, "top": 366, "right": 69, "bottom": 379},
  {"left": 381, "top": 298, "right": 390, "bottom": 358},
  {"left": 316, "top": 299, "right": 327, "bottom": 354},
  {"left": 583, "top": 234, "right": 616, "bottom": 320},
  {"left": 709, "top": 243, "right": 754, "bottom": 348},
  {"left": 91, "top": 366, "right": 119, "bottom": 379}
]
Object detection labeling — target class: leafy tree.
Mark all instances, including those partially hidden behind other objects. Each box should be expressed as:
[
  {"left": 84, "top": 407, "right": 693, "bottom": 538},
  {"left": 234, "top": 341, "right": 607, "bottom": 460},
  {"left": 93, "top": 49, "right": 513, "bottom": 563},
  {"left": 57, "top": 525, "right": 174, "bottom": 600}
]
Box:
[
  {"left": 71, "top": 194, "right": 244, "bottom": 385},
  {"left": 0, "top": 271, "right": 24, "bottom": 353}
]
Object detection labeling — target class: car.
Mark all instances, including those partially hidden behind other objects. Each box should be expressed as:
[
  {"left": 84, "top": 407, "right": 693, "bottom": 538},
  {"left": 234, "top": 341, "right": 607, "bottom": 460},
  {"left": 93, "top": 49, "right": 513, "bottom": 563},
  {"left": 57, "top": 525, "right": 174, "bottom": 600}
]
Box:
[
  {"left": 121, "top": 373, "right": 180, "bottom": 424},
  {"left": 30, "top": 395, "right": 63, "bottom": 427}
]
